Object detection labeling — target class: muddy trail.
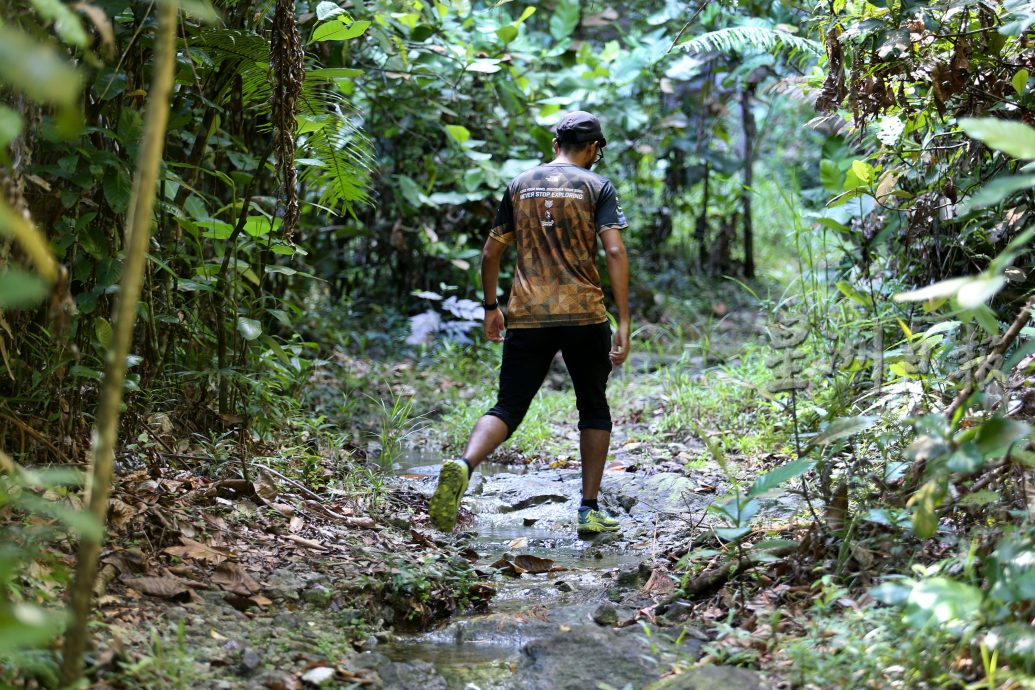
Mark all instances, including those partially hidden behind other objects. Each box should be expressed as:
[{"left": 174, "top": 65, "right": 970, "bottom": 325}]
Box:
[{"left": 366, "top": 446, "right": 792, "bottom": 690}]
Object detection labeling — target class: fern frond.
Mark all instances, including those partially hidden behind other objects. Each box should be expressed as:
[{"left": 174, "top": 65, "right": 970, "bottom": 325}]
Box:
[
  {"left": 679, "top": 26, "right": 822, "bottom": 63},
  {"left": 186, "top": 29, "right": 372, "bottom": 215}
]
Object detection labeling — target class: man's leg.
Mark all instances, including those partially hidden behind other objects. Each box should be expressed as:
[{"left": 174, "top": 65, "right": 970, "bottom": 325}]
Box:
[
  {"left": 579, "top": 428, "right": 610, "bottom": 501},
  {"left": 460, "top": 415, "right": 509, "bottom": 471},
  {"left": 560, "top": 323, "right": 619, "bottom": 534},
  {"left": 430, "top": 328, "right": 556, "bottom": 531}
]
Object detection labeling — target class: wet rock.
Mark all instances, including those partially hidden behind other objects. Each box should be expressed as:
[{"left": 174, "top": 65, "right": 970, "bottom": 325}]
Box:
[
  {"left": 273, "top": 611, "right": 303, "bottom": 629},
  {"left": 500, "top": 494, "right": 568, "bottom": 512},
  {"left": 592, "top": 604, "right": 619, "bottom": 627},
  {"left": 555, "top": 580, "right": 575, "bottom": 592},
  {"left": 354, "top": 655, "right": 447, "bottom": 690},
  {"left": 237, "top": 648, "right": 261, "bottom": 676},
  {"left": 515, "top": 625, "right": 660, "bottom": 690},
  {"left": 303, "top": 585, "right": 334, "bottom": 606},
  {"left": 616, "top": 562, "right": 653, "bottom": 589},
  {"left": 642, "top": 665, "right": 764, "bottom": 690},
  {"left": 523, "top": 517, "right": 539, "bottom": 526}
]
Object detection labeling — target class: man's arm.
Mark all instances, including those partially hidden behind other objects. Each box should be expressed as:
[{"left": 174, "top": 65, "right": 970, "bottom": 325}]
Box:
[
  {"left": 482, "top": 236, "right": 507, "bottom": 342},
  {"left": 600, "top": 228, "right": 629, "bottom": 366}
]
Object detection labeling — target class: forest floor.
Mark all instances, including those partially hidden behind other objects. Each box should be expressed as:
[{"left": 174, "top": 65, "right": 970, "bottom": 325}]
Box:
[
  {"left": 38, "top": 295, "right": 1006, "bottom": 690},
  {"left": 66, "top": 302, "right": 812, "bottom": 690}
]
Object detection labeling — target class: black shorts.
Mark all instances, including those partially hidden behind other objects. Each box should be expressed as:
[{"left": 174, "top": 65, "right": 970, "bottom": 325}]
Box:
[{"left": 486, "top": 322, "right": 613, "bottom": 436}]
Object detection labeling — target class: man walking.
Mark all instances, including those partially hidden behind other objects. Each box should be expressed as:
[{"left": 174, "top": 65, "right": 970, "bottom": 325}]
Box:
[{"left": 429, "top": 111, "right": 630, "bottom": 536}]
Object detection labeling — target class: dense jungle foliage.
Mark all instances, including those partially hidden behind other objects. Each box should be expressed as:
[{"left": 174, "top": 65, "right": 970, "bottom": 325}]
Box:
[{"left": 1, "top": 0, "right": 1034, "bottom": 687}]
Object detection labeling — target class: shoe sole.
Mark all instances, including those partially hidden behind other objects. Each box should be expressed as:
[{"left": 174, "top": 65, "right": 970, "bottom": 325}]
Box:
[
  {"left": 577, "top": 524, "right": 621, "bottom": 535},
  {"left": 429, "top": 463, "right": 467, "bottom": 532}
]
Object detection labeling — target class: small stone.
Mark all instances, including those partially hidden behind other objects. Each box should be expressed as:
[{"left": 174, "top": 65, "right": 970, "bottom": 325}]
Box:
[
  {"left": 523, "top": 517, "right": 539, "bottom": 526},
  {"left": 555, "top": 580, "right": 575, "bottom": 592},
  {"left": 592, "top": 604, "right": 619, "bottom": 627},
  {"left": 301, "top": 666, "right": 336, "bottom": 686},
  {"left": 238, "top": 649, "right": 261, "bottom": 676}
]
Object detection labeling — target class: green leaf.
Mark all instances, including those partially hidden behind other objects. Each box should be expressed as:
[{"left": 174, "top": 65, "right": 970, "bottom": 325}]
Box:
[
  {"left": 237, "top": 317, "right": 262, "bottom": 341},
  {"left": 813, "top": 415, "right": 878, "bottom": 446},
  {"left": 850, "top": 159, "right": 873, "bottom": 183},
  {"left": 974, "top": 417, "right": 1032, "bottom": 456},
  {"left": 307, "top": 67, "right": 364, "bottom": 80},
  {"left": 496, "top": 25, "right": 519, "bottom": 43},
  {"left": 243, "top": 216, "right": 281, "bottom": 238},
  {"left": 311, "top": 19, "right": 371, "bottom": 43},
  {"left": 0, "top": 26, "right": 83, "bottom": 106},
  {"left": 180, "top": 0, "right": 221, "bottom": 22},
  {"left": 0, "top": 268, "right": 49, "bottom": 309},
  {"left": 956, "top": 275, "right": 1006, "bottom": 309},
  {"left": 94, "top": 317, "right": 113, "bottom": 349},
  {"left": 316, "top": 1, "right": 346, "bottom": 20},
  {"left": 714, "top": 526, "right": 752, "bottom": 541},
  {"left": 957, "top": 490, "right": 1000, "bottom": 507},
  {"left": 1013, "top": 68, "right": 1030, "bottom": 96},
  {"left": 516, "top": 6, "right": 536, "bottom": 24},
  {"left": 0, "top": 603, "right": 67, "bottom": 655},
  {"left": 893, "top": 277, "right": 970, "bottom": 303},
  {"left": 410, "top": 24, "right": 434, "bottom": 41},
  {"left": 960, "top": 117, "right": 1035, "bottom": 160},
  {"left": 904, "top": 577, "right": 983, "bottom": 631},
  {"left": 467, "top": 59, "right": 502, "bottom": 73},
  {"left": 30, "top": 0, "right": 88, "bottom": 47},
  {"left": 747, "top": 457, "right": 815, "bottom": 499},
  {"left": 0, "top": 105, "right": 22, "bottom": 149},
  {"left": 549, "top": 0, "right": 580, "bottom": 39},
  {"left": 960, "top": 174, "right": 1035, "bottom": 212},
  {"left": 445, "top": 124, "right": 471, "bottom": 144}
]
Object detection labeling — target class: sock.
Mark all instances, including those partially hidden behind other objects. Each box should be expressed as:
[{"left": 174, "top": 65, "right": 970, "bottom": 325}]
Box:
[
  {"left": 460, "top": 457, "right": 474, "bottom": 475},
  {"left": 580, "top": 498, "right": 599, "bottom": 512}
]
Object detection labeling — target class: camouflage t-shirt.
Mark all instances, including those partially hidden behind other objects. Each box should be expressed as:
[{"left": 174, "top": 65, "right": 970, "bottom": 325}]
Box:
[{"left": 488, "top": 163, "right": 627, "bottom": 329}]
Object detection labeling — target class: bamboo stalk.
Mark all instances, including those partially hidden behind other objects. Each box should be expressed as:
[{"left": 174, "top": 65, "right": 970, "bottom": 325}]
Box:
[{"left": 59, "top": 0, "right": 178, "bottom": 682}]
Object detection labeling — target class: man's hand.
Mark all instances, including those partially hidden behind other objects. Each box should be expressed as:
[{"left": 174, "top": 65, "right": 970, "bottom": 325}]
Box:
[
  {"left": 610, "top": 321, "right": 630, "bottom": 366},
  {"left": 484, "top": 308, "right": 505, "bottom": 343}
]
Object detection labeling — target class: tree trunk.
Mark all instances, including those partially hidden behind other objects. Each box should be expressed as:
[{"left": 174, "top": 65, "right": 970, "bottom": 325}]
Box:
[
  {"left": 740, "top": 83, "right": 756, "bottom": 279},
  {"left": 60, "top": 0, "right": 178, "bottom": 682}
]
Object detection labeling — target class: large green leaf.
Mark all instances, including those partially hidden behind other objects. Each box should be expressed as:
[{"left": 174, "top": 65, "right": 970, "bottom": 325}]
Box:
[
  {"left": 549, "top": 0, "right": 580, "bottom": 39},
  {"left": 959, "top": 174, "right": 1035, "bottom": 212},
  {"left": 311, "top": 19, "right": 371, "bottom": 43},
  {"left": 960, "top": 117, "right": 1035, "bottom": 159},
  {"left": 0, "top": 26, "right": 83, "bottom": 106},
  {"left": 0, "top": 268, "right": 49, "bottom": 309},
  {"left": 904, "top": 577, "right": 983, "bottom": 631},
  {"left": 237, "top": 317, "right": 262, "bottom": 341},
  {"left": 747, "top": 457, "right": 815, "bottom": 498},
  {"left": 812, "top": 415, "right": 878, "bottom": 446}
]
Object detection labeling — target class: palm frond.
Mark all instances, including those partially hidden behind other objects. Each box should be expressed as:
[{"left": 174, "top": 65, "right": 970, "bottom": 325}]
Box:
[{"left": 679, "top": 26, "right": 822, "bottom": 64}]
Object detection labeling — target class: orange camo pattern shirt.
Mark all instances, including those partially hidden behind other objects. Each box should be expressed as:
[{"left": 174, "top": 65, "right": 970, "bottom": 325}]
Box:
[{"left": 488, "top": 163, "right": 627, "bottom": 329}]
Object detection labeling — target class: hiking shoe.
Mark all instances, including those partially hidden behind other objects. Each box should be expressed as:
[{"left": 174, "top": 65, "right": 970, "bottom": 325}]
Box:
[
  {"left": 429, "top": 460, "right": 469, "bottom": 532},
  {"left": 577, "top": 508, "right": 621, "bottom": 535}
]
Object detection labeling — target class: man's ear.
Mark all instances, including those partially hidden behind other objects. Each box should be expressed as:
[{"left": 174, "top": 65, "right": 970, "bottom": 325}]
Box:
[{"left": 552, "top": 138, "right": 559, "bottom": 155}]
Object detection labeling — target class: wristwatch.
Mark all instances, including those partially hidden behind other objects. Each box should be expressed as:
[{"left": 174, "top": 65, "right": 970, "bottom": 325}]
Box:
[{"left": 483, "top": 301, "right": 499, "bottom": 310}]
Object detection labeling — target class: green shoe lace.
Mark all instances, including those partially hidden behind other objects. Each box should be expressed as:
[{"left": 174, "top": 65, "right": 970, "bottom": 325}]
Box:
[
  {"left": 577, "top": 508, "right": 620, "bottom": 534},
  {"left": 429, "top": 459, "right": 469, "bottom": 532}
]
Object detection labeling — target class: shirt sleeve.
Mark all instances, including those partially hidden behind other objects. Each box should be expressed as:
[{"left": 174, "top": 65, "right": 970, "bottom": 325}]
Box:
[
  {"left": 595, "top": 181, "right": 628, "bottom": 233},
  {"left": 488, "top": 188, "right": 515, "bottom": 245}
]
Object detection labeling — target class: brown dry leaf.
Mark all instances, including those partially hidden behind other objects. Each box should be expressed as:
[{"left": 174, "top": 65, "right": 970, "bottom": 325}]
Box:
[
  {"left": 514, "top": 554, "right": 564, "bottom": 574},
  {"left": 826, "top": 481, "right": 849, "bottom": 534},
  {"left": 490, "top": 557, "right": 526, "bottom": 576},
  {"left": 288, "top": 516, "right": 304, "bottom": 533},
  {"left": 108, "top": 498, "right": 137, "bottom": 530},
  {"left": 270, "top": 503, "right": 294, "bottom": 517},
  {"left": 211, "top": 562, "right": 261, "bottom": 596},
  {"left": 507, "top": 537, "right": 529, "bottom": 549},
  {"left": 253, "top": 469, "right": 278, "bottom": 503},
  {"left": 249, "top": 594, "right": 273, "bottom": 607},
  {"left": 641, "top": 568, "right": 676, "bottom": 596},
  {"left": 164, "top": 537, "right": 232, "bottom": 564},
  {"left": 124, "top": 576, "right": 193, "bottom": 601}
]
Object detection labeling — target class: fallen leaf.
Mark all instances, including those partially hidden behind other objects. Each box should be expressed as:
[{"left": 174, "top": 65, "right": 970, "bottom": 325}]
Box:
[
  {"left": 249, "top": 594, "right": 273, "bottom": 607},
  {"left": 514, "top": 554, "right": 564, "bottom": 574},
  {"left": 641, "top": 568, "right": 676, "bottom": 596},
  {"left": 253, "top": 469, "right": 278, "bottom": 502},
  {"left": 164, "top": 537, "right": 232, "bottom": 564},
  {"left": 289, "top": 516, "right": 304, "bottom": 532},
  {"left": 507, "top": 537, "right": 529, "bottom": 549},
  {"left": 124, "top": 576, "right": 193, "bottom": 601},
  {"left": 211, "top": 562, "right": 261, "bottom": 596}
]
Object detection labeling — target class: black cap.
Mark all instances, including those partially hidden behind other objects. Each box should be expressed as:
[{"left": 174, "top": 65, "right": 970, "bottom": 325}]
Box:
[{"left": 554, "top": 110, "right": 607, "bottom": 147}]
